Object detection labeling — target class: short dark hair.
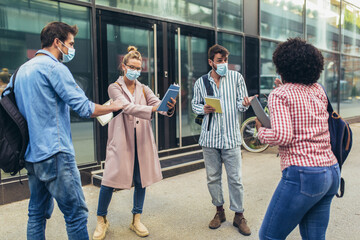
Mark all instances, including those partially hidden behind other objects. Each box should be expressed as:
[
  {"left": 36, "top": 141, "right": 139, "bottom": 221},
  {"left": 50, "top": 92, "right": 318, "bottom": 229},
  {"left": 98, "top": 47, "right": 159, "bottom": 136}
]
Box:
[
  {"left": 273, "top": 37, "right": 324, "bottom": 85},
  {"left": 208, "top": 44, "right": 229, "bottom": 61},
  {"left": 40, "top": 21, "right": 78, "bottom": 48}
]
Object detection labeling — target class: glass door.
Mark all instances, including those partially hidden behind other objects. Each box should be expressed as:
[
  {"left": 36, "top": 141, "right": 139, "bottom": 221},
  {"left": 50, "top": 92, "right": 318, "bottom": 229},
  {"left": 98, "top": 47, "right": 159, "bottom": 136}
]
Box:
[
  {"left": 170, "top": 24, "right": 214, "bottom": 147},
  {"left": 97, "top": 11, "right": 160, "bottom": 161}
]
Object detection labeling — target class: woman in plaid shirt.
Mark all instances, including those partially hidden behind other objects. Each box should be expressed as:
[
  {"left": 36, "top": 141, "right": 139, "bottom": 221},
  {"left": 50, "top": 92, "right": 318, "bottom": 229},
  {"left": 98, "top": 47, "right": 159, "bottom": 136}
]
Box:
[{"left": 256, "top": 38, "right": 340, "bottom": 240}]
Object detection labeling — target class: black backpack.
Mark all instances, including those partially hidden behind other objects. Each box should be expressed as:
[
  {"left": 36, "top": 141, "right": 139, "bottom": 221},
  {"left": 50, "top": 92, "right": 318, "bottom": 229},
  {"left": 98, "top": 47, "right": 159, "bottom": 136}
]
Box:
[
  {"left": 0, "top": 68, "right": 29, "bottom": 175},
  {"left": 194, "top": 74, "right": 214, "bottom": 131},
  {"left": 320, "top": 85, "right": 352, "bottom": 198}
]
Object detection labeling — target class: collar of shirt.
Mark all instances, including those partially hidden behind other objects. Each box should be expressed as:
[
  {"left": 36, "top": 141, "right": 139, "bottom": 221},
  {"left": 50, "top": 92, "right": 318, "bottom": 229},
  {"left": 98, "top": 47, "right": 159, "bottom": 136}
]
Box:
[{"left": 35, "top": 49, "right": 59, "bottom": 62}]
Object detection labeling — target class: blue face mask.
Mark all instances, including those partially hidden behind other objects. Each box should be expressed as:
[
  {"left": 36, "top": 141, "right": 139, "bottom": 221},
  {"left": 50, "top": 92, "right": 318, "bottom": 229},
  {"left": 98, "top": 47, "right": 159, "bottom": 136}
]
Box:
[
  {"left": 214, "top": 62, "right": 228, "bottom": 76},
  {"left": 58, "top": 41, "right": 75, "bottom": 63},
  {"left": 125, "top": 68, "right": 141, "bottom": 81}
]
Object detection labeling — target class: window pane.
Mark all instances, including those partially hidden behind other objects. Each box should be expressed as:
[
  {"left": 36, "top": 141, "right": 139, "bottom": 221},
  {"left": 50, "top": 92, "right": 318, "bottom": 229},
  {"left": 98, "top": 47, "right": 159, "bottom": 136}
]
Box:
[
  {"left": 260, "top": 40, "right": 277, "bottom": 96},
  {"left": 0, "top": 1, "right": 95, "bottom": 179},
  {"left": 260, "top": 0, "right": 304, "bottom": 41},
  {"left": 218, "top": 33, "right": 243, "bottom": 74},
  {"left": 341, "top": 1, "right": 360, "bottom": 56},
  {"left": 175, "top": 35, "right": 208, "bottom": 141},
  {"left": 320, "top": 52, "right": 340, "bottom": 111},
  {"left": 306, "top": 0, "right": 340, "bottom": 51},
  {"left": 96, "top": 0, "right": 213, "bottom": 27},
  {"left": 340, "top": 55, "right": 360, "bottom": 118},
  {"left": 217, "top": 0, "right": 243, "bottom": 32}
]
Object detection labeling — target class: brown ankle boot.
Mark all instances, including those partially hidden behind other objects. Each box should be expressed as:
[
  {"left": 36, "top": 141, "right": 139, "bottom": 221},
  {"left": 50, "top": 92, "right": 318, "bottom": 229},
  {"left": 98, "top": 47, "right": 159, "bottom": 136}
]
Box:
[
  {"left": 233, "top": 213, "right": 251, "bottom": 236},
  {"left": 93, "top": 216, "right": 110, "bottom": 240},
  {"left": 209, "top": 210, "right": 226, "bottom": 229}
]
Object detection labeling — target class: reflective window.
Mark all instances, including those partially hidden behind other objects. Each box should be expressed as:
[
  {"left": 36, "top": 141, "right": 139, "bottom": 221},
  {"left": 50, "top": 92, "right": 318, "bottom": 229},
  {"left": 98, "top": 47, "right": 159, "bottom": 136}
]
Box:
[
  {"left": 0, "top": 1, "right": 94, "bottom": 179},
  {"left": 175, "top": 34, "right": 208, "bottom": 142},
  {"left": 340, "top": 55, "right": 360, "bottom": 118},
  {"left": 319, "top": 52, "right": 340, "bottom": 111},
  {"left": 96, "top": 0, "right": 213, "bottom": 27},
  {"left": 218, "top": 33, "right": 243, "bottom": 74},
  {"left": 260, "top": 40, "right": 277, "bottom": 96},
  {"left": 260, "top": 0, "right": 304, "bottom": 41},
  {"left": 217, "top": 0, "right": 243, "bottom": 32},
  {"left": 341, "top": 1, "right": 360, "bottom": 56},
  {"left": 106, "top": 24, "right": 156, "bottom": 135},
  {"left": 306, "top": 0, "right": 341, "bottom": 51}
]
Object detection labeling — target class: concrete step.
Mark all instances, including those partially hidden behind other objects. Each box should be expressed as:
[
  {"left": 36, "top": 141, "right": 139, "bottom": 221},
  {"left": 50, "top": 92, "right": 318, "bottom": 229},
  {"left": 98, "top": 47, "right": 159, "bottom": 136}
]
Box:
[{"left": 91, "top": 149, "right": 204, "bottom": 187}]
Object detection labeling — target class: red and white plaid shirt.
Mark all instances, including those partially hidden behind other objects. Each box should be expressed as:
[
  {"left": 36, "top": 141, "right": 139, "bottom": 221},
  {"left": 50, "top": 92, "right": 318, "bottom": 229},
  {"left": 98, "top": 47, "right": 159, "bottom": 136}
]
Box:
[{"left": 258, "top": 83, "right": 337, "bottom": 171}]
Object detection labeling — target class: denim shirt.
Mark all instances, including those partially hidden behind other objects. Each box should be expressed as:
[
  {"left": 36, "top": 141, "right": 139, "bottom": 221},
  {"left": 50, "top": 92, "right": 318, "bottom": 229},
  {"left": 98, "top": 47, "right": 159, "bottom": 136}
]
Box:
[{"left": 8, "top": 50, "right": 95, "bottom": 163}]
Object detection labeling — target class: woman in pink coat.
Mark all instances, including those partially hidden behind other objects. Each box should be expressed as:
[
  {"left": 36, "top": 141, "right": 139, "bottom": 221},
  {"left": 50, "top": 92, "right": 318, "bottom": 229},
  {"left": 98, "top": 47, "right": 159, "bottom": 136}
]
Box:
[{"left": 93, "top": 46, "right": 176, "bottom": 240}]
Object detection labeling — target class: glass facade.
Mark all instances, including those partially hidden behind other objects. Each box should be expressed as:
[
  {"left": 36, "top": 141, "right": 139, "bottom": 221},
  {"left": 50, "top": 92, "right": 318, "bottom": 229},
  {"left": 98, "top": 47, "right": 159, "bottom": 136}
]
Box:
[
  {"left": 260, "top": 0, "right": 304, "bottom": 41},
  {"left": 340, "top": 55, "right": 360, "bottom": 117},
  {"left": 342, "top": 1, "right": 360, "bottom": 56},
  {"left": 217, "top": 0, "right": 243, "bottom": 32},
  {"left": 306, "top": 0, "right": 341, "bottom": 51},
  {"left": 0, "top": 0, "right": 94, "bottom": 179},
  {"left": 260, "top": 40, "right": 278, "bottom": 96},
  {"left": 218, "top": 32, "right": 243, "bottom": 74},
  {"left": 96, "top": 0, "right": 213, "bottom": 27},
  {"left": 175, "top": 34, "right": 209, "bottom": 142},
  {"left": 1, "top": 0, "right": 360, "bottom": 183}
]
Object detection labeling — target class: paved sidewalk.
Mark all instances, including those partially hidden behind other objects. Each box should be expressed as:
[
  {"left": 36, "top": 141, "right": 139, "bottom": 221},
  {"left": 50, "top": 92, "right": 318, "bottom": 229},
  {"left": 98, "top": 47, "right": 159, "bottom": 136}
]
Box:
[{"left": 1, "top": 123, "right": 359, "bottom": 240}]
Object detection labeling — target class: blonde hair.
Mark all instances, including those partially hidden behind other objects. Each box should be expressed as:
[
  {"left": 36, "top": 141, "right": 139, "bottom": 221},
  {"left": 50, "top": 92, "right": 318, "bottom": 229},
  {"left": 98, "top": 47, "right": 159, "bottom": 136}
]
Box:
[{"left": 122, "top": 46, "right": 142, "bottom": 66}]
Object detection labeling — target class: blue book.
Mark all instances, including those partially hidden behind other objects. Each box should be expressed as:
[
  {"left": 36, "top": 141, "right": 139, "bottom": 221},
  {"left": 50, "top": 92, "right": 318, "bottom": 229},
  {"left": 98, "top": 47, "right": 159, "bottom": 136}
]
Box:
[{"left": 157, "top": 84, "right": 180, "bottom": 111}]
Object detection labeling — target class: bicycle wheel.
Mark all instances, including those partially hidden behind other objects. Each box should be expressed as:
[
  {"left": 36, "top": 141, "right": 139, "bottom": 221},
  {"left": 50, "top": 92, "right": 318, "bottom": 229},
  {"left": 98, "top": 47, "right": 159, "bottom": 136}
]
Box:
[{"left": 241, "top": 117, "right": 269, "bottom": 153}]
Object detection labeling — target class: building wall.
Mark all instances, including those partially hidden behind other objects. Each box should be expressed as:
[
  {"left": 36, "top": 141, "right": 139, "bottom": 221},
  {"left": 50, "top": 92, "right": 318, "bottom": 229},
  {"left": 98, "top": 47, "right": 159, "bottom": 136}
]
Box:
[{"left": 0, "top": 0, "right": 359, "bottom": 183}]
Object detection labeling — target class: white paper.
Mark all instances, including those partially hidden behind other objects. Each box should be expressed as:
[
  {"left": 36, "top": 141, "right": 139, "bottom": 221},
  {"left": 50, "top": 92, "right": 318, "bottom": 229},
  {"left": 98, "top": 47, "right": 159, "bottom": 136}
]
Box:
[{"left": 96, "top": 100, "right": 114, "bottom": 126}]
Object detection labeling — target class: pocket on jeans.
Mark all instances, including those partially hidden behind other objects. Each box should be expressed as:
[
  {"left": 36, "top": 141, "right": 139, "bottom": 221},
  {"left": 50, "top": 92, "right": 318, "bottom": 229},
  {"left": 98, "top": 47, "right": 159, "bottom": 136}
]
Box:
[
  {"left": 299, "top": 169, "right": 327, "bottom": 197},
  {"left": 34, "top": 155, "right": 57, "bottom": 182}
]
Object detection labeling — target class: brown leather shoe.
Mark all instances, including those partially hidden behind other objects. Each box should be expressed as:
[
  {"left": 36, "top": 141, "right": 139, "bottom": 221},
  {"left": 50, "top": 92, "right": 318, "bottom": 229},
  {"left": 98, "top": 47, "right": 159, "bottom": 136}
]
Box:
[
  {"left": 233, "top": 214, "right": 251, "bottom": 236},
  {"left": 209, "top": 210, "right": 226, "bottom": 229}
]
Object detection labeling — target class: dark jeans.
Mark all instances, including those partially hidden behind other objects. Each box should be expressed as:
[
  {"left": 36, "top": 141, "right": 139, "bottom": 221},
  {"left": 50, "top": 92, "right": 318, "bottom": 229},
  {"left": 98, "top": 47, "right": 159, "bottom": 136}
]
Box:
[
  {"left": 25, "top": 152, "right": 89, "bottom": 240},
  {"left": 259, "top": 164, "right": 340, "bottom": 240},
  {"left": 97, "top": 131, "right": 146, "bottom": 215}
]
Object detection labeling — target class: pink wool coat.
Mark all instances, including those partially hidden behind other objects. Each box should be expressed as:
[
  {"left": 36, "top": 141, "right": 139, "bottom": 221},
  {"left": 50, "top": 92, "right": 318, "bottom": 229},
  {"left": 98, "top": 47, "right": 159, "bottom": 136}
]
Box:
[{"left": 101, "top": 76, "right": 173, "bottom": 189}]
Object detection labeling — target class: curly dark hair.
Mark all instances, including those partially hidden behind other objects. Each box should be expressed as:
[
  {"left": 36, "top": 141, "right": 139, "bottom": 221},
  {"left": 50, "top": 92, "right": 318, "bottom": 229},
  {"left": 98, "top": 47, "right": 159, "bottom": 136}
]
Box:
[{"left": 272, "top": 38, "right": 324, "bottom": 85}]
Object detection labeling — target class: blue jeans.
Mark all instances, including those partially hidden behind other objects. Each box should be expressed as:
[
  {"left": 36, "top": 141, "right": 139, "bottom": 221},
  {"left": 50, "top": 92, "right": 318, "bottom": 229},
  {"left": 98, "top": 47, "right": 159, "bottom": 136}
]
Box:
[
  {"left": 97, "top": 136, "right": 146, "bottom": 215},
  {"left": 25, "top": 152, "right": 89, "bottom": 240},
  {"left": 202, "top": 147, "right": 244, "bottom": 213},
  {"left": 259, "top": 164, "right": 340, "bottom": 240}
]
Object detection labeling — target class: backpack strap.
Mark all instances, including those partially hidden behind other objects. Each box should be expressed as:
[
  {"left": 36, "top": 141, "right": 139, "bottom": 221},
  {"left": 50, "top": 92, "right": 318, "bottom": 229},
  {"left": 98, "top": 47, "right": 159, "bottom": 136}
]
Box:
[
  {"left": 319, "top": 84, "right": 351, "bottom": 152},
  {"left": 202, "top": 74, "right": 214, "bottom": 131}
]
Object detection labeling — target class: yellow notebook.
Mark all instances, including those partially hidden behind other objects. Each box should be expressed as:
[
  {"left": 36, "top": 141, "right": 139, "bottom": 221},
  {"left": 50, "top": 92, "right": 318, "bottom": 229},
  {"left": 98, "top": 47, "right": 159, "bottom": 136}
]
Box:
[{"left": 205, "top": 97, "right": 222, "bottom": 113}]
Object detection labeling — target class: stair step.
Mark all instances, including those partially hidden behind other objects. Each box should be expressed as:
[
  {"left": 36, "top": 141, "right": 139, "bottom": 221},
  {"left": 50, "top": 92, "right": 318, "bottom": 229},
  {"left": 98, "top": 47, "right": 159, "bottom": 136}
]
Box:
[{"left": 91, "top": 150, "right": 204, "bottom": 188}]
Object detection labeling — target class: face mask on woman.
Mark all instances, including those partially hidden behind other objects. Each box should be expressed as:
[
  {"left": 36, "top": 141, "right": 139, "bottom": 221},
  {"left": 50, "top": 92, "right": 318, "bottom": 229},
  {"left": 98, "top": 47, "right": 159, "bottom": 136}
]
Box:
[
  {"left": 125, "top": 68, "right": 141, "bottom": 81},
  {"left": 58, "top": 40, "right": 75, "bottom": 63},
  {"left": 213, "top": 62, "right": 228, "bottom": 76}
]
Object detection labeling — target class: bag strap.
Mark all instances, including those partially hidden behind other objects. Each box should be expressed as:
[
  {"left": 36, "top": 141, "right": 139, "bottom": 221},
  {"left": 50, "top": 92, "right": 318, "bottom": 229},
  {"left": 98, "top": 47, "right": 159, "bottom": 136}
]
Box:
[
  {"left": 202, "top": 74, "right": 214, "bottom": 131},
  {"left": 202, "top": 74, "right": 214, "bottom": 96},
  {"left": 319, "top": 84, "right": 334, "bottom": 113},
  {"left": 319, "top": 84, "right": 351, "bottom": 152},
  {"left": 115, "top": 81, "right": 147, "bottom": 104}
]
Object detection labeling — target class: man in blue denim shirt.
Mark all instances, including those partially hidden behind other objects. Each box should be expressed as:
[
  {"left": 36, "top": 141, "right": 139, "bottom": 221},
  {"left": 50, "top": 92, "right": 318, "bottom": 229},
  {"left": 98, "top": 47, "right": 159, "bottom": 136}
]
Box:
[{"left": 9, "top": 22, "right": 123, "bottom": 240}]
